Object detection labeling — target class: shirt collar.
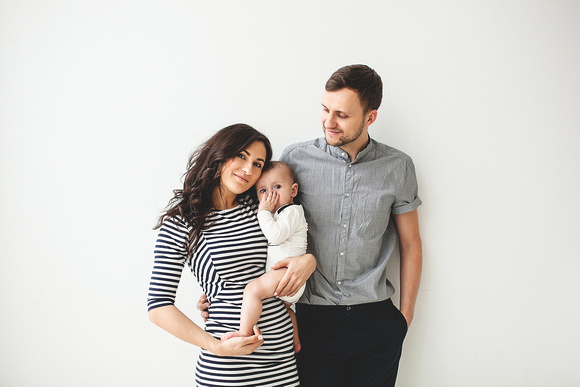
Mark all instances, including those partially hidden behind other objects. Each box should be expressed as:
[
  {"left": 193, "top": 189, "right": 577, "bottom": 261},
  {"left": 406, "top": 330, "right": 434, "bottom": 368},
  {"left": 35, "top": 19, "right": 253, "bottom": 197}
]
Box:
[
  {"left": 276, "top": 203, "right": 297, "bottom": 214},
  {"left": 324, "top": 136, "right": 375, "bottom": 163}
]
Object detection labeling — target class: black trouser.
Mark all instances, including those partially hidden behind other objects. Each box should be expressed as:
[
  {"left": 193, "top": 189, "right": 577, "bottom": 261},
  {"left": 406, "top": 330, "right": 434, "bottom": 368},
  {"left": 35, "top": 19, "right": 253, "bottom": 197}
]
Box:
[{"left": 296, "top": 299, "right": 408, "bottom": 387}]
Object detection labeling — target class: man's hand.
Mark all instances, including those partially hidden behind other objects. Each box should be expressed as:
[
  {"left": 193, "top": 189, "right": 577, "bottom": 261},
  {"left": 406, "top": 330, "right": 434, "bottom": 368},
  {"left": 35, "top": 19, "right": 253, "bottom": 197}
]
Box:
[
  {"left": 271, "top": 253, "right": 316, "bottom": 297},
  {"left": 401, "top": 310, "right": 411, "bottom": 328},
  {"left": 195, "top": 297, "right": 264, "bottom": 355},
  {"left": 196, "top": 293, "right": 210, "bottom": 322}
]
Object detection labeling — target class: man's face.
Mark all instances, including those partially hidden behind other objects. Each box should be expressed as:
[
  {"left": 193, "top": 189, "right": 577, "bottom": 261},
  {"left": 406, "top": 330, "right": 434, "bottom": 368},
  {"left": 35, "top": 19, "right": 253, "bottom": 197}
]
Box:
[{"left": 321, "top": 88, "right": 372, "bottom": 155}]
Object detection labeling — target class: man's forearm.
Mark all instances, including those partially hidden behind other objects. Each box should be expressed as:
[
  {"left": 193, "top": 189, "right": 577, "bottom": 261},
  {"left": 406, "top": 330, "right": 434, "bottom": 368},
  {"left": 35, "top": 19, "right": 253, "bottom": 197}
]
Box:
[
  {"left": 399, "top": 240, "right": 422, "bottom": 326},
  {"left": 393, "top": 210, "right": 423, "bottom": 326}
]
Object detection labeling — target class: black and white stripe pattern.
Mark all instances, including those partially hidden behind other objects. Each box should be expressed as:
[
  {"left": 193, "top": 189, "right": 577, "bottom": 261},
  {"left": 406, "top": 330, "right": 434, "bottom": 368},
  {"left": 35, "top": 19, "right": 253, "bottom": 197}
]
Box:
[{"left": 148, "top": 197, "right": 299, "bottom": 386}]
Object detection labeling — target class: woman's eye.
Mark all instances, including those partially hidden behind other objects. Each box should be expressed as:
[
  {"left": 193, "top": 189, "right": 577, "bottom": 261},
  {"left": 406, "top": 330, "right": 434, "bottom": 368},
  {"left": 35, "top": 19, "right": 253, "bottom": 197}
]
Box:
[
  {"left": 254, "top": 162, "right": 262, "bottom": 168},
  {"left": 237, "top": 153, "right": 245, "bottom": 159}
]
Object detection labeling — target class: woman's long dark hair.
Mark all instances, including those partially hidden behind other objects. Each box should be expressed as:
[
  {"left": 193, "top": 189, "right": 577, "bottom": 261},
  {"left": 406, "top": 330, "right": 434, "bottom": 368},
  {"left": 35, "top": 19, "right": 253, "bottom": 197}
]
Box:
[{"left": 155, "top": 123, "right": 272, "bottom": 255}]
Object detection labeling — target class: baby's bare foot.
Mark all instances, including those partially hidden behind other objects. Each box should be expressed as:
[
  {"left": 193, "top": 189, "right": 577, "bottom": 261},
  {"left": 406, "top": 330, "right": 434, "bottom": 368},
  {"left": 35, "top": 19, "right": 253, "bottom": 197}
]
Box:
[{"left": 293, "top": 335, "right": 301, "bottom": 353}]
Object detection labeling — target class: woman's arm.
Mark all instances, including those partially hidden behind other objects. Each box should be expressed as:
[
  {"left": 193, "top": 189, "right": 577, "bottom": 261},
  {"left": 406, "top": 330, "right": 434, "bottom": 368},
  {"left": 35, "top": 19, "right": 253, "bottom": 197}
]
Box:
[
  {"left": 270, "top": 253, "right": 316, "bottom": 297},
  {"left": 149, "top": 305, "right": 263, "bottom": 356},
  {"left": 149, "top": 219, "right": 263, "bottom": 355}
]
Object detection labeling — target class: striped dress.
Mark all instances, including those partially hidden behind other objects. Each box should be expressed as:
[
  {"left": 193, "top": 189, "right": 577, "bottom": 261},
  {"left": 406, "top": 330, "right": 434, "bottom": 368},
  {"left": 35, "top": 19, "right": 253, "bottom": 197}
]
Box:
[{"left": 147, "top": 197, "right": 299, "bottom": 387}]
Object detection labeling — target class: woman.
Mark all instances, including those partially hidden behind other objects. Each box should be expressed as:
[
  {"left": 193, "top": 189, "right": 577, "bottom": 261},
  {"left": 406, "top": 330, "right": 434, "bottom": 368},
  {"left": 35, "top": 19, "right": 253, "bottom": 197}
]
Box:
[{"left": 147, "top": 123, "right": 315, "bottom": 386}]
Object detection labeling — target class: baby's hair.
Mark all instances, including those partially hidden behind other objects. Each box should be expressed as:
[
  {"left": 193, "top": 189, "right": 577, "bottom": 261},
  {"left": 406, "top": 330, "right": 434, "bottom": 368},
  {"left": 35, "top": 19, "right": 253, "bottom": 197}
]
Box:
[{"left": 262, "top": 161, "right": 296, "bottom": 183}]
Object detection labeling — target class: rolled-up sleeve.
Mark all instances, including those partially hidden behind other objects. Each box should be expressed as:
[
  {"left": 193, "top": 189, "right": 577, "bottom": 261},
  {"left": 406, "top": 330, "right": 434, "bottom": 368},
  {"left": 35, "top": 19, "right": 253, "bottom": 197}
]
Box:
[{"left": 392, "top": 157, "right": 422, "bottom": 215}]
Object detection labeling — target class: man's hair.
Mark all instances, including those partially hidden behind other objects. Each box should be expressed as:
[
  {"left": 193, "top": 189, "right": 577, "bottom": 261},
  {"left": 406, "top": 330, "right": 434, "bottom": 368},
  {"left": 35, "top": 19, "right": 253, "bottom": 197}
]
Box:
[
  {"left": 325, "top": 64, "right": 383, "bottom": 112},
  {"left": 262, "top": 161, "right": 296, "bottom": 183}
]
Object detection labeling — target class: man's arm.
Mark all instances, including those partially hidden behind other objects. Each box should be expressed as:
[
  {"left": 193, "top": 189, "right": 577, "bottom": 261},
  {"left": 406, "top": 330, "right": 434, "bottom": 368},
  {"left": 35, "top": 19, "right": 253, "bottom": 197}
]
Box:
[{"left": 393, "top": 209, "right": 422, "bottom": 327}]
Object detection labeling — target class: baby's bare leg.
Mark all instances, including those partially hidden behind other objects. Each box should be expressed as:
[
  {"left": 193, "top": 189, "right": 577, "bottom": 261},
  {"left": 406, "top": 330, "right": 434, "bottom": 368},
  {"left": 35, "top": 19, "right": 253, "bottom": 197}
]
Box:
[
  {"left": 238, "top": 268, "right": 288, "bottom": 336},
  {"left": 286, "top": 304, "right": 301, "bottom": 353}
]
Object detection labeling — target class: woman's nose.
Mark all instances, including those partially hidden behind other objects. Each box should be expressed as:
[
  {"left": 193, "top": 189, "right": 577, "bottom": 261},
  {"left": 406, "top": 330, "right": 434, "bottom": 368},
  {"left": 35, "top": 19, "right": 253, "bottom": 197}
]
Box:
[{"left": 242, "top": 162, "right": 252, "bottom": 175}]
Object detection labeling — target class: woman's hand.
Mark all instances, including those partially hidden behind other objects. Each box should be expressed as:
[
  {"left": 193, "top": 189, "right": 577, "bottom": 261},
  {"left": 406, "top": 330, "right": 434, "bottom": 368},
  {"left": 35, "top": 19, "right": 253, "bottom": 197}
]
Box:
[
  {"left": 149, "top": 305, "right": 263, "bottom": 356},
  {"left": 211, "top": 325, "right": 264, "bottom": 356},
  {"left": 196, "top": 293, "right": 210, "bottom": 322},
  {"left": 271, "top": 253, "right": 316, "bottom": 297}
]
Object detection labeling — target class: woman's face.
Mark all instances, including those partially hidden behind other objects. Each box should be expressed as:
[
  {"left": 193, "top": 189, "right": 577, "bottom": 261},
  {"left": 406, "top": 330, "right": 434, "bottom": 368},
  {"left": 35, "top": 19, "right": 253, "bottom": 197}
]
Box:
[{"left": 219, "top": 141, "right": 267, "bottom": 198}]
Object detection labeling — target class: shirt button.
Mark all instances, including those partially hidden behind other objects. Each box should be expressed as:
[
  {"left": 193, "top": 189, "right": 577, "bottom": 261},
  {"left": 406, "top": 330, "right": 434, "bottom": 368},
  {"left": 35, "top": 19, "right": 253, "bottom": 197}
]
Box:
[
  {"left": 348, "top": 164, "right": 352, "bottom": 168},
  {"left": 340, "top": 251, "right": 344, "bottom": 256},
  {"left": 343, "top": 224, "right": 346, "bottom": 228},
  {"left": 337, "top": 281, "right": 342, "bottom": 285},
  {"left": 345, "top": 193, "right": 350, "bottom": 197}
]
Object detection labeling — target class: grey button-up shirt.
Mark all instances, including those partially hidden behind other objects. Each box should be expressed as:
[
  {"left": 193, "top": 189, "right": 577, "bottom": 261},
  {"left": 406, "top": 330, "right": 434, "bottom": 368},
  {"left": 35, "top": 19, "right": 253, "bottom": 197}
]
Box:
[{"left": 280, "top": 137, "right": 421, "bottom": 305}]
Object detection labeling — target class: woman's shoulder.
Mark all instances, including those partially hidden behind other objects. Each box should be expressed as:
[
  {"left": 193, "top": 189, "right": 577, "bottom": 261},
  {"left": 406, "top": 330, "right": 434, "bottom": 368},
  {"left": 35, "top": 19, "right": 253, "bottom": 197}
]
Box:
[{"left": 159, "top": 215, "right": 191, "bottom": 235}]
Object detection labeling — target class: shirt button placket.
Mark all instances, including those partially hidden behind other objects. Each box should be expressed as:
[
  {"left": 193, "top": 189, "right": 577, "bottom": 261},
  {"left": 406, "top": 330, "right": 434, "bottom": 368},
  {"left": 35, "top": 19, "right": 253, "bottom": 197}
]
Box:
[{"left": 338, "top": 160, "right": 353, "bottom": 295}]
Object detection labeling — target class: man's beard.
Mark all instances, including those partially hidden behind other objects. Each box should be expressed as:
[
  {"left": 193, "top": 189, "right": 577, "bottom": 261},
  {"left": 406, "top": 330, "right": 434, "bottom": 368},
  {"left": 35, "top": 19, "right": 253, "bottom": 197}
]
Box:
[{"left": 323, "top": 119, "right": 366, "bottom": 147}]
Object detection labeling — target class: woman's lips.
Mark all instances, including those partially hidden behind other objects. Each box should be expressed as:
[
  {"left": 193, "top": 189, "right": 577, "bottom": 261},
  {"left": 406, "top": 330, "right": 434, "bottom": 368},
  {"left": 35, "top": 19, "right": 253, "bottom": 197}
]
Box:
[{"left": 234, "top": 174, "right": 249, "bottom": 183}]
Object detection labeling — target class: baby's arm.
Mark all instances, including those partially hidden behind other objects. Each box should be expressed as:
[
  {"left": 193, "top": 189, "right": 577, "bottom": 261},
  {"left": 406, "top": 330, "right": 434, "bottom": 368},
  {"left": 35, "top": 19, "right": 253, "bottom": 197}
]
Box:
[{"left": 257, "top": 205, "right": 303, "bottom": 245}]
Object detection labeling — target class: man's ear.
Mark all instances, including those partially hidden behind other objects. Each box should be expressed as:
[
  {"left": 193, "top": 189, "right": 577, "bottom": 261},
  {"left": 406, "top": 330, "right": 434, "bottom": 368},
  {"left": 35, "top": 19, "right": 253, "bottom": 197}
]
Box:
[
  {"left": 291, "top": 183, "right": 298, "bottom": 198},
  {"left": 366, "top": 109, "right": 378, "bottom": 126}
]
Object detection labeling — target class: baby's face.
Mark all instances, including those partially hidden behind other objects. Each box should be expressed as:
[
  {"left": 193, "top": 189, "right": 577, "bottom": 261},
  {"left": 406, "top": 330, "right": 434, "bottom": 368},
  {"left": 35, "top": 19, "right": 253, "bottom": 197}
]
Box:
[{"left": 255, "top": 168, "right": 298, "bottom": 211}]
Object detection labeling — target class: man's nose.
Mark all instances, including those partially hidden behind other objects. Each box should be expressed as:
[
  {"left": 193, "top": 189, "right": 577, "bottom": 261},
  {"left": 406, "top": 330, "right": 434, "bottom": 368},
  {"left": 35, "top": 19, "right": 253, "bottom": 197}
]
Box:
[{"left": 324, "top": 114, "right": 336, "bottom": 128}]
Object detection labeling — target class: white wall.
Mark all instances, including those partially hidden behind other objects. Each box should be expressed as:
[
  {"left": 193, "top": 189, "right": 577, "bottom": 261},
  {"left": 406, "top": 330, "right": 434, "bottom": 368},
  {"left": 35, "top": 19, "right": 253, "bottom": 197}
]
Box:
[{"left": 1, "top": 1, "right": 579, "bottom": 386}]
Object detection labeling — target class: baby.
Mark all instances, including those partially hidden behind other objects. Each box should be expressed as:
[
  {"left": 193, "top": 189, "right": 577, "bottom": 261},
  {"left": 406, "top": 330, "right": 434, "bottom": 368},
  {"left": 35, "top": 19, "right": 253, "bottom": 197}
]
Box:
[{"left": 221, "top": 161, "right": 308, "bottom": 352}]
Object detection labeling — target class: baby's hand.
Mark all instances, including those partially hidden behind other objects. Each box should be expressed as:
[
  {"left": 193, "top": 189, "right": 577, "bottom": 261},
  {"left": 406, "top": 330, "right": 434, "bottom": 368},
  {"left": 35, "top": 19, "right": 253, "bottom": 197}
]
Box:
[{"left": 258, "top": 191, "right": 278, "bottom": 212}]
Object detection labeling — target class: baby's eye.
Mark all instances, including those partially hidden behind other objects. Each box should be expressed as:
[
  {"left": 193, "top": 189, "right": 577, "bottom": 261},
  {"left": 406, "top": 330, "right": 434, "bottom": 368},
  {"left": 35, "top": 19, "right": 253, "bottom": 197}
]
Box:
[
  {"left": 259, "top": 189, "right": 267, "bottom": 194},
  {"left": 274, "top": 184, "right": 282, "bottom": 190}
]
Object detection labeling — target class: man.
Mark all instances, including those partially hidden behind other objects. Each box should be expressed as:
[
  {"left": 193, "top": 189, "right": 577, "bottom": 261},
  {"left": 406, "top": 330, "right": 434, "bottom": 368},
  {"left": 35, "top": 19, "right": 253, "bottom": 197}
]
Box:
[
  {"left": 198, "top": 64, "right": 422, "bottom": 386},
  {"left": 279, "top": 64, "right": 422, "bottom": 386}
]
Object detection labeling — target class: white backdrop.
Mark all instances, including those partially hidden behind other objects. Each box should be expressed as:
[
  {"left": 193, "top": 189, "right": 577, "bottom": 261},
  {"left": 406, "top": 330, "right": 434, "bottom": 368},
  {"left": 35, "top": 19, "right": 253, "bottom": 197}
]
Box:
[{"left": 1, "top": 1, "right": 579, "bottom": 386}]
